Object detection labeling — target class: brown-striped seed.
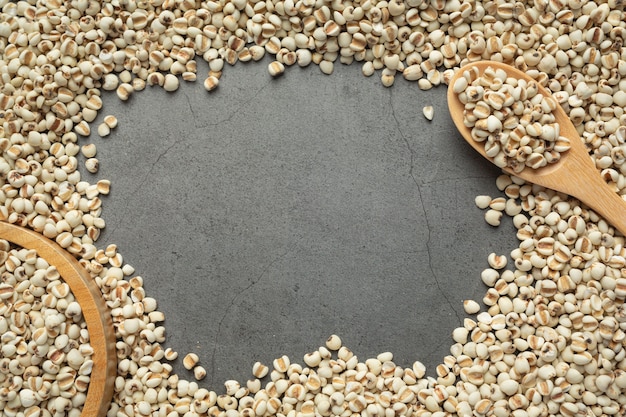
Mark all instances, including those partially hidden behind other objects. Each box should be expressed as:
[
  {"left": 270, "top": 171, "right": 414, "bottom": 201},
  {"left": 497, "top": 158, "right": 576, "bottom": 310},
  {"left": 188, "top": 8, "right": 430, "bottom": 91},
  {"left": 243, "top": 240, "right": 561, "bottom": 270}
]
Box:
[{"left": 183, "top": 353, "right": 199, "bottom": 370}]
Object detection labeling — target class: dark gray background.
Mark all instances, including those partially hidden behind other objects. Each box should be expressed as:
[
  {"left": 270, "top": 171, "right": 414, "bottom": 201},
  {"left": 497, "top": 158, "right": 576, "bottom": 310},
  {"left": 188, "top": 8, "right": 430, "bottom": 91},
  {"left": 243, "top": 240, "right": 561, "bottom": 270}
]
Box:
[{"left": 84, "top": 58, "right": 516, "bottom": 390}]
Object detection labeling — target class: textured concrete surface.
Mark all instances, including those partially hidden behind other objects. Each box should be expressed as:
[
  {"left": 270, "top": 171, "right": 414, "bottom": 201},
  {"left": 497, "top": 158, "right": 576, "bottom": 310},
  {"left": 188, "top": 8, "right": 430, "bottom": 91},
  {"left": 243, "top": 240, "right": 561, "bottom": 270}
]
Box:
[{"left": 83, "top": 58, "right": 517, "bottom": 391}]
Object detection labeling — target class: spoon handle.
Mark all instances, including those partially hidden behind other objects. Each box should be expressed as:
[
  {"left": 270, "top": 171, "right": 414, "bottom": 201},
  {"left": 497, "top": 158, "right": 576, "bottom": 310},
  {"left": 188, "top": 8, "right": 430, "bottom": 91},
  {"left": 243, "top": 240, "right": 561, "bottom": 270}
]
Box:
[{"left": 567, "top": 168, "right": 626, "bottom": 237}]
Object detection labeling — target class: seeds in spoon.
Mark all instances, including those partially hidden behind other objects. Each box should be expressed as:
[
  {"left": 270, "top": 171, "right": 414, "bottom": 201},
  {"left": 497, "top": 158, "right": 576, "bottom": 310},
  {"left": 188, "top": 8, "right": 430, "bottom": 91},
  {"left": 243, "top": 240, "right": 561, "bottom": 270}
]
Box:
[
  {"left": 0, "top": 241, "right": 93, "bottom": 414},
  {"left": 456, "top": 66, "right": 572, "bottom": 173}
]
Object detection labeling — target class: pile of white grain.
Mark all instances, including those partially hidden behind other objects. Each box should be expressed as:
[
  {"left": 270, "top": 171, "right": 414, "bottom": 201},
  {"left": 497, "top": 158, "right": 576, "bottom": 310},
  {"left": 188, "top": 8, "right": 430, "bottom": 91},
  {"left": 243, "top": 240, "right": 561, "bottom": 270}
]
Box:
[{"left": 1, "top": 0, "right": 625, "bottom": 416}]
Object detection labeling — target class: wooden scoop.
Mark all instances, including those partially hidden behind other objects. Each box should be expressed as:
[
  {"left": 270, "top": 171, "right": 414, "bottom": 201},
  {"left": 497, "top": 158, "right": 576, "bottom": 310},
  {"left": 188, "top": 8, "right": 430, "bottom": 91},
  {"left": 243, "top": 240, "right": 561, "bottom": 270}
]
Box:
[
  {"left": 447, "top": 61, "right": 626, "bottom": 236},
  {"left": 0, "top": 222, "right": 116, "bottom": 417}
]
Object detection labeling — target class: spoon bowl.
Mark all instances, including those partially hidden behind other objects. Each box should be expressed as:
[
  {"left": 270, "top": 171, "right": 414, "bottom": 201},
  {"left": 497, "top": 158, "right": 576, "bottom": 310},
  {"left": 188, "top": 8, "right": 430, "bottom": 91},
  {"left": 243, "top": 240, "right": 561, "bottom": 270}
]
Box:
[{"left": 447, "top": 61, "right": 626, "bottom": 236}]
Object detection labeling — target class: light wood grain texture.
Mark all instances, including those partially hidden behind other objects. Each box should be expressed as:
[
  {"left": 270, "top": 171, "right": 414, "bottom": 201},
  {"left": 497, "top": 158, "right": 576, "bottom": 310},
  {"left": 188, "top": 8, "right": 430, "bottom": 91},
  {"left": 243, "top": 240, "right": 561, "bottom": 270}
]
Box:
[
  {"left": 0, "top": 221, "right": 116, "bottom": 417},
  {"left": 448, "top": 61, "right": 626, "bottom": 236}
]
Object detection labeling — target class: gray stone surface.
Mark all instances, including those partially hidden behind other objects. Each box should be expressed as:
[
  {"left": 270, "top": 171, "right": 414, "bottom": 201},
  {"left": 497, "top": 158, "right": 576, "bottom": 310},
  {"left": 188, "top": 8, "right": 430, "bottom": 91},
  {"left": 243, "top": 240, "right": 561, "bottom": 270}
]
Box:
[{"left": 84, "top": 58, "right": 517, "bottom": 391}]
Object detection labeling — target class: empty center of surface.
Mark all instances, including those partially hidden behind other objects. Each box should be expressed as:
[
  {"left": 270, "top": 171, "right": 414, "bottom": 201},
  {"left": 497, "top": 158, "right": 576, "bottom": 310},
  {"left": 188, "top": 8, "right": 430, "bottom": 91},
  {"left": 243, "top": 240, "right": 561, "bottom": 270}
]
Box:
[{"left": 93, "top": 60, "right": 513, "bottom": 388}]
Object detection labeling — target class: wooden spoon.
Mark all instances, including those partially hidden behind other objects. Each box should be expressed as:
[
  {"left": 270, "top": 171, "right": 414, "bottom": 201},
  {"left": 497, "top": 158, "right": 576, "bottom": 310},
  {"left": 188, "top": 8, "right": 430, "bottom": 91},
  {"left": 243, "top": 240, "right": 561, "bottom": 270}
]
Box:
[
  {"left": 447, "top": 61, "right": 626, "bottom": 236},
  {"left": 0, "top": 222, "right": 116, "bottom": 417}
]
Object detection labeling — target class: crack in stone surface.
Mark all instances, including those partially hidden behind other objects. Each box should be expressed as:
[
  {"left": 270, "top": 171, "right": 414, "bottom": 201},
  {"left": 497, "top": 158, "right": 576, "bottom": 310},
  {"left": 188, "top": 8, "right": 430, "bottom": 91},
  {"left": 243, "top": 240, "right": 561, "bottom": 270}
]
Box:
[
  {"left": 194, "top": 79, "right": 272, "bottom": 129},
  {"left": 183, "top": 91, "right": 198, "bottom": 124},
  {"left": 131, "top": 138, "right": 182, "bottom": 196},
  {"left": 209, "top": 245, "right": 295, "bottom": 385},
  {"left": 104, "top": 136, "right": 184, "bottom": 241},
  {"left": 389, "top": 89, "right": 463, "bottom": 325},
  {"left": 416, "top": 183, "right": 464, "bottom": 326}
]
